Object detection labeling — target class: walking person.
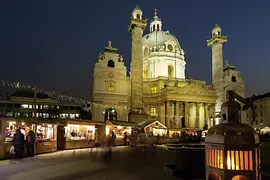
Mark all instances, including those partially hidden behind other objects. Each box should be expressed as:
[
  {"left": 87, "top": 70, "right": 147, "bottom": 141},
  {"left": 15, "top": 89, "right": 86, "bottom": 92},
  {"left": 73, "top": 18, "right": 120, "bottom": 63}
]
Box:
[
  {"left": 12, "top": 129, "right": 25, "bottom": 159},
  {"left": 104, "top": 136, "right": 112, "bottom": 161},
  {"left": 26, "top": 130, "right": 35, "bottom": 157},
  {"left": 111, "top": 131, "right": 116, "bottom": 147}
]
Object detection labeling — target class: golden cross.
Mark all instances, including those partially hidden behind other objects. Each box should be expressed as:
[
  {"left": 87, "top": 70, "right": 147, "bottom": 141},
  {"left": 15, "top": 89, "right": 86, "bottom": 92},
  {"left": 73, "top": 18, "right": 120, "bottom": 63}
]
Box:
[{"left": 154, "top": 8, "right": 157, "bottom": 16}]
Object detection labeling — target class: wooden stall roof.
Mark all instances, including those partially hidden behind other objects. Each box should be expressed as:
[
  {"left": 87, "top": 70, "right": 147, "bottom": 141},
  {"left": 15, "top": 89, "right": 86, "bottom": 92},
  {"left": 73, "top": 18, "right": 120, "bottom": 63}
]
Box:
[
  {"left": 0, "top": 117, "right": 60, "bottom": 125},
  {"left": 105, "top": 120, "right": 137, "bottom": 127},
  {"left": 62, "top": 119, "right": 105, "bottom": 126},
  {"left": 0, "top": 117, "right": 105, "bottom": 126},
  {"left": 138, "top": 120, "right": 167, "bottom": 129}
]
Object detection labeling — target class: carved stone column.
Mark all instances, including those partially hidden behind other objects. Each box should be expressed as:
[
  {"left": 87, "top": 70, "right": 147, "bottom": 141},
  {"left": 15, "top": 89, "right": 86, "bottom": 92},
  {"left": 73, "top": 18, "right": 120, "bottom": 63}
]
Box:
[
  {"left": 196, "top": 103, "right": 200, "bottom": 128},
  {"left": 175, "top": 101, "right": 180, "bottom": 128},
  {"left": 128, "top": 8, "right": 148, "bottom": 123},
  {"left": 158, "top": 102, "right": 165, "bottom": 125},
  {"left": 179, "top": 102, "right": 184, "bottom": 128},
  {"left": 184, "top": 102, "right": 189, "bottom": 128},
  {"left": 204, "top": 103, "right": 209, "bottom": 128},
  {"left": 165, "top": 101, "right": 170, "bottom": 127}
]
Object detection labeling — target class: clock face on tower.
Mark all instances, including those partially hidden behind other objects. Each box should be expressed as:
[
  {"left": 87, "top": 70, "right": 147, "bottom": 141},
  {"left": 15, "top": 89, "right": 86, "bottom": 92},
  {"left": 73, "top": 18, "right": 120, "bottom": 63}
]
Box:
[{"left": 108, "top": 72, "right": 114, "bottom": 78}]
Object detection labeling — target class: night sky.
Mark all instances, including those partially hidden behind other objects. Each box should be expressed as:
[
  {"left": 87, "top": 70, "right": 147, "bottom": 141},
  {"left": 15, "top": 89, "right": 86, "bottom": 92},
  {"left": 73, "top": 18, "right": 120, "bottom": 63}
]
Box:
[{"left": 1, "top": 0, "right": 270, "bottom": 100}]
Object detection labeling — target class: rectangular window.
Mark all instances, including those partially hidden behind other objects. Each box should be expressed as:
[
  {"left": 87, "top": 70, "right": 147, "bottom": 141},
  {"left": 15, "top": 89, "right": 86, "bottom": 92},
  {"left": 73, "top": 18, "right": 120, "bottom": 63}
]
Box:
[
  {"left": 249, "top": 151, "right": 253, "bottom": 170},
  {"left": 244, "top": 151, "right": 249, "bottom": 170},
  {"left": 151, "top": 87, "right": 157, "bottom": 94},
  {"left": 211, "top": 150, "right": 215, "bottom": 167},
  {"left": 231, "top": 151, "right": 235, "bottom": 170},
  {"left": 220, "top": 150, "right": 223, "bottom": 169},
  {"left": 235, "top": 151, "right": 240, "bottom": 170},
  {"left": 106, "top": 82, "right": 115, "bottom": 91},
  {"left": 227, "top": 151, "right": 231, "bottom": 170},
  {"left": 150, "top": 107, "right": 156, "bottom": 116},
  {"left": 21, "top": 104, "right": 28, "bottom": 108},
  {"left": 240, "top": 151, "right": 244, "bottom": 170}
]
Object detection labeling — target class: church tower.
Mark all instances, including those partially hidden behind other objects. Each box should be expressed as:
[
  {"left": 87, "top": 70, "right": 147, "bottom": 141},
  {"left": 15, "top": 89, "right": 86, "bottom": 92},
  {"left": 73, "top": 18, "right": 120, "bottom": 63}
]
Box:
[
  {"left": 128, "top": 6, "right": 148, "bottom": 123},
  {"left": 92, "top": 41, "right": 129, "bottom": 122},
  {"left": 207, "top": 24, "right": 227, "bottom": 124}
]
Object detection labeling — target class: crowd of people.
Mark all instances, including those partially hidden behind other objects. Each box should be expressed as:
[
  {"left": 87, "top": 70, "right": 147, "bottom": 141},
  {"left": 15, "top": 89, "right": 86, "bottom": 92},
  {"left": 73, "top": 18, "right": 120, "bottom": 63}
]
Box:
[{"left": 10, "top": 129, "right": 35, "bottom": 159}]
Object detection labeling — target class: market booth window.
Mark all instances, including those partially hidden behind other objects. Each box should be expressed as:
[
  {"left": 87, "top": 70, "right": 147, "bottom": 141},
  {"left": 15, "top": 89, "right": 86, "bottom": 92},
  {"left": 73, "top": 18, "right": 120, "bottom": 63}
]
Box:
[
  {"left": 65, "top": 124, "right": 95, "bottom": 140},
  {"left": 105, "top": 120, "right": 135, "bottom": 146},
  {"left": 36, "top": 124, "right": 57, "bottom": 154},
  {"left": 5, "top": 121, "right": 35, "bottom": 143},
  {"left": 64, "top": 123, "right": 96, "bottom": 149}
]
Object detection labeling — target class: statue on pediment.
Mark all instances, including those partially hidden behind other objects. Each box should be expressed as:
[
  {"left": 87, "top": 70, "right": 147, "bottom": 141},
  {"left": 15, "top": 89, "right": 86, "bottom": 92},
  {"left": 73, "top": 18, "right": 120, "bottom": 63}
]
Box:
[{"left": 164, "top": 78, "right": 170, "bottom": 87}]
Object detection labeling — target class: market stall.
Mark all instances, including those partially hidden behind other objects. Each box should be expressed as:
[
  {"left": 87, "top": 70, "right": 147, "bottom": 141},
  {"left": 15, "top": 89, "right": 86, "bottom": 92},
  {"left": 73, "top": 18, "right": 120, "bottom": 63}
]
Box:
[
  {"left": 139, "top": 120, "right": 167, "bottom": 136},
  {"left": 260, "top": 126, "right": 270, "bottom": 134},
  {"left": 105, "top": 120, "right": 136, "bottom": 146},
  {"left": 35, "top": 123, "right": 57, "bottom": 154},
  {"left": 169, "top": 129, "right": 182, "bottom": 138},
  {"left": 64, "top": 121, "right": 96, "bottom": 149},
  {"left": 4, "top": 120, "right": 35, "bottom": 156}
]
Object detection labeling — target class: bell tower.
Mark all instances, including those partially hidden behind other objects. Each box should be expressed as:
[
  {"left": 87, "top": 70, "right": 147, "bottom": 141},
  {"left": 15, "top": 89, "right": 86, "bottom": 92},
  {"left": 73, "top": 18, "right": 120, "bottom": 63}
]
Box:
[
  {"left": 128, "top": 6, "right": 148, "bottom": 123},
  {"left": 207, "top": 24, "right": 227, "bottom": 124}
]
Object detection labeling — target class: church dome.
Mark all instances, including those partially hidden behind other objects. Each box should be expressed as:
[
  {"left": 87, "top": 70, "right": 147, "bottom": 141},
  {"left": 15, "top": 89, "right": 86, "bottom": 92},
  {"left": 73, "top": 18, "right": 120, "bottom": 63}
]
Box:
[
  {"left": 142, "top": 31, "right": 181, "bottom": 52},
  {"left": 142, "top": 9, "right": 186, "bottom": 79}
]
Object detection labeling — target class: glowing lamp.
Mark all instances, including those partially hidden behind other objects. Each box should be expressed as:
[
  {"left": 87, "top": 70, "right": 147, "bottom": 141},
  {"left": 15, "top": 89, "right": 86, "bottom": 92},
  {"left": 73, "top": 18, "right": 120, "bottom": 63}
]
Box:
[{"left": 205, "top": 91, "right": 261, "bottom": 180}]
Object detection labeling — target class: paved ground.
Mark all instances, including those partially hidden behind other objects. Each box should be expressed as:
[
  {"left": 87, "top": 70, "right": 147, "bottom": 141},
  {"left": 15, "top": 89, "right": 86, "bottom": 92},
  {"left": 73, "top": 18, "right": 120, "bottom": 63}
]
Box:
[{"left": 0, "top": 146, "right": 174, "bottom": 180}]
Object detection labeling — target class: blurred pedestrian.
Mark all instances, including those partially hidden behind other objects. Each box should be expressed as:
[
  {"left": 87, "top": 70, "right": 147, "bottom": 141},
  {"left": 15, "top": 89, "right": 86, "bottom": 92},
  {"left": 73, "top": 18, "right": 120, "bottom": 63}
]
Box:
[{"left": 13, "top": 129, "right": 24, "bottom": 159}]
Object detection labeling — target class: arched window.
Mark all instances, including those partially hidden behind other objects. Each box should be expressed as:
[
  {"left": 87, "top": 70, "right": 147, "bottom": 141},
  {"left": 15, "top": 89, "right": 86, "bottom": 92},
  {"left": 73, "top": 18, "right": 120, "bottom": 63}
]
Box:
[
  {"left": 107, "top": 60, "right": 115, "bottom": 68},
  {"left": 153, "top": 25, "right": 156, "bottom": 31},
  {"left": 231, "top": 76, "right": 236, "bottom": 82},
  {"left": 167, "top": 44, "right": 173, "bottom": 52},
  {"left": 136, "top": 14, "right": 140, "bottom": 20},
  {"left": 104, "top": 108, "right": 117, "bottom": 121},
  {"left": 157, "top": 24, "right": 160, "bottom": 31},
  {"left": 143, "top": 68, "right": 149, "bottom": 78},
  {"left": 168, "top": 64, "right": 174, "bottom": 78},
  {"left": 222, "top": 114, "right": 227, "bottom": 121}
]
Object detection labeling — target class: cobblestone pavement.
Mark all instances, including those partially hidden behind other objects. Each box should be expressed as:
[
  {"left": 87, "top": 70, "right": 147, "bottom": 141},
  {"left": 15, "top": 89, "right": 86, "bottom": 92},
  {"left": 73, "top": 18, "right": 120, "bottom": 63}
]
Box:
[{"left": 0, "top": 146, "right": 174, "bottom": 180}]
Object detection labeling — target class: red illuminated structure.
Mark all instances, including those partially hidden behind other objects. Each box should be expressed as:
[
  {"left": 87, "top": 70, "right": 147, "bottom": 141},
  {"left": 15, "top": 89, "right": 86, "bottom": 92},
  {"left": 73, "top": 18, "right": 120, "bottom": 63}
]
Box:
[{"left": 205, "top": 90, "right": 261, "bottom": 180}]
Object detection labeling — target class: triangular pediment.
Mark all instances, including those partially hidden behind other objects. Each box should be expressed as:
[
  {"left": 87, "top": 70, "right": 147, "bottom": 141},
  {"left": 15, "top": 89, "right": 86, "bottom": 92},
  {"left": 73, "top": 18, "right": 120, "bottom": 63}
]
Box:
[{"left": 168, "top": 84, "right": 216, "bottom": 97}]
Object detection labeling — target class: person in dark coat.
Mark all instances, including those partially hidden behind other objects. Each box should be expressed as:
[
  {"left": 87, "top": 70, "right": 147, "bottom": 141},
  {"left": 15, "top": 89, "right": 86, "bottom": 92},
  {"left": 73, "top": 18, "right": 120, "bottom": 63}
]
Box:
[
  {"left": 26, "top": 130, "right": 35, "bottom": 157},
  {"left": 12, "top": 129, "right": 25, "bottom": 159}
]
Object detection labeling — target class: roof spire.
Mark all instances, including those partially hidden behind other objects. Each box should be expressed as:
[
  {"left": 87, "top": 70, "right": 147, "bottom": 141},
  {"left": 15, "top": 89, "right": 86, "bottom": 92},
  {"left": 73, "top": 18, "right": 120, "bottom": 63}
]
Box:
[{"left": 154, "top": 8, "right": 157, "bottom": 16}]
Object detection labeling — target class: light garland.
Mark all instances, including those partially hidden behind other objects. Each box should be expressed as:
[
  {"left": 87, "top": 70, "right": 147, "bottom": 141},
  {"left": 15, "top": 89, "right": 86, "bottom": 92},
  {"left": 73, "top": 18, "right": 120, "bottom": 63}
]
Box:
[{"left": 0, "top": 80, "right": 146, "bottom": 112}]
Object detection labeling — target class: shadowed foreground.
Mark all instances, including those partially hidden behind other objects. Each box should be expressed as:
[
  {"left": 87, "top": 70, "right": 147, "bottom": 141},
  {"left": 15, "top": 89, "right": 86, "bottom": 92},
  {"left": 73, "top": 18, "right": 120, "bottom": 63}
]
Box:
[{"left": 0, "top": 146, "right": 174, "bottom": 180}]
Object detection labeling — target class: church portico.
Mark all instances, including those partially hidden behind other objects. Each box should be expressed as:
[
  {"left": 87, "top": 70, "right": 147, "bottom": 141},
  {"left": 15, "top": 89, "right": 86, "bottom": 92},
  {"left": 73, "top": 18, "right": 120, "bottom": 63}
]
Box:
[{"left": 151, "top": 99, "right": 215, "bottom": 130}]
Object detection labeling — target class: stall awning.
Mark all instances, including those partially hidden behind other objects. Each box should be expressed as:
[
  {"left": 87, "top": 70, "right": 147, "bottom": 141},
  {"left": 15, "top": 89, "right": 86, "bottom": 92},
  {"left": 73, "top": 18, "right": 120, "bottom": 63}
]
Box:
[
  {"left": 105, "top": 120, "right": 137, "bottom": 127},
  {"left": 261, "top": 126, "right": 270, "bottom": 132}
]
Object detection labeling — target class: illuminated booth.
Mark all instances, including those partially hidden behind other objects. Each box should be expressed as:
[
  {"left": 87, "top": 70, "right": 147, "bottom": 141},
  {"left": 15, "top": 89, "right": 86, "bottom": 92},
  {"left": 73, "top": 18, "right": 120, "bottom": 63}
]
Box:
[
  {"left": 138, "top": 120, "right": 167, "bottom": 136},
  {"left": 260, "top": 126, "right": 270, "bottom": 134},
  {"left": 105, "top": 120, "right": 135, "bottom": 145},
  {"left": 205, "top": 91, "right": 261, "bottom": 180},
  {"left": 63, "top": 120, "right": 97, "bottom": 149},
  {"left": 3, "top": 118, "right": 57, "bottom": 156}
]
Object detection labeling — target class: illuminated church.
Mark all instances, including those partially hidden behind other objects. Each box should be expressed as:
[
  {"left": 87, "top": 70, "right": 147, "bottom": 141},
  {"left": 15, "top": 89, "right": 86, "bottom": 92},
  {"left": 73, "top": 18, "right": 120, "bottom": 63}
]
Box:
[{"left": 91, "top": 6, "right": 245, "bottom": 132}]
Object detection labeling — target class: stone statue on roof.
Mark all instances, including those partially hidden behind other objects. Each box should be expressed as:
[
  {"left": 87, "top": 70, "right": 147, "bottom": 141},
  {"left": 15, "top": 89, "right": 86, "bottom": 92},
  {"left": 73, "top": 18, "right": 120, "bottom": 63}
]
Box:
[{"left": 108, "top": 40, "right": 112, "bottom": 48}]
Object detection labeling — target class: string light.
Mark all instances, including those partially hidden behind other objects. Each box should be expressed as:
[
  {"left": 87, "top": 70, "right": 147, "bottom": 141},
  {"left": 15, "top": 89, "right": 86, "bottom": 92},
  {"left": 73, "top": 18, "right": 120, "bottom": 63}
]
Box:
[{"left": 0, "top": 80, "right": 144, "bottom": 112}]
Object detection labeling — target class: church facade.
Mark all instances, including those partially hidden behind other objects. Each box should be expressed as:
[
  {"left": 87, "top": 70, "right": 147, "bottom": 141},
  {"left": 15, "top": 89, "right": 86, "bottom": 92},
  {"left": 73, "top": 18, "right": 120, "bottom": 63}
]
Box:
[{"left": 92, "top": 6, "right": 245, "bottom": 131}]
